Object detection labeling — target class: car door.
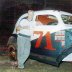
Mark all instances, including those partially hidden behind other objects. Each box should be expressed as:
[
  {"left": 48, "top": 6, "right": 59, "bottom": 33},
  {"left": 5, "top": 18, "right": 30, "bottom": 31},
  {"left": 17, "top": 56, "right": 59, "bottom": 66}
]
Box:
[{"left": 31, "top": 14, "right": 60, "bottom": 57}]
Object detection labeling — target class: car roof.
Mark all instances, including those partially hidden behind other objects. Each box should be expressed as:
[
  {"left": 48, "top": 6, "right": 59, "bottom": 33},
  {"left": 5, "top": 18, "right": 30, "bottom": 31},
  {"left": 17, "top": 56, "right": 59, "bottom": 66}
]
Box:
[
  {"left": 34, "top": 10, "right": 72, "bottom": 15},
  {"left": 19, "top": 10, "right": 72, "bottom": 21}
]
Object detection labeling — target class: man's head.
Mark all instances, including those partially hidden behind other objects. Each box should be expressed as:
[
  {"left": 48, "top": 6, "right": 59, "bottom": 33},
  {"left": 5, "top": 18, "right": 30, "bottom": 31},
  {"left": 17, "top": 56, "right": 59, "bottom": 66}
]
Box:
[{"left": 28, "top": 10, "right": 34, "bottom": 21}]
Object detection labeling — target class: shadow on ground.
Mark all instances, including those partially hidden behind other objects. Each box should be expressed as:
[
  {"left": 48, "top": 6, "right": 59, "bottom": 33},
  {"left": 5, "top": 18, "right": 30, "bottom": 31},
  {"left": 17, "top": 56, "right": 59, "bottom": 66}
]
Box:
[{"left": 0, "top": 56, "right": 72, "bottom": 72}]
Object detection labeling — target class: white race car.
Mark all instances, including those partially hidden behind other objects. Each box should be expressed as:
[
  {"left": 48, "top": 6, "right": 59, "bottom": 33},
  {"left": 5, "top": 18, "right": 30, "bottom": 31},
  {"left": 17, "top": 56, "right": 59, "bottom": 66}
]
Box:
[{"left": 8, "top": 10, "right": 72, "bottom": 66}]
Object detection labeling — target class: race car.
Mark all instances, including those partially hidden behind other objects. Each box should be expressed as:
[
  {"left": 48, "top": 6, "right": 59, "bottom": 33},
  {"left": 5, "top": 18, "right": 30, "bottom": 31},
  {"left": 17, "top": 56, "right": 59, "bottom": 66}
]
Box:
[{"left": 7, "top": 10, "right": 72, "bottom": 66}]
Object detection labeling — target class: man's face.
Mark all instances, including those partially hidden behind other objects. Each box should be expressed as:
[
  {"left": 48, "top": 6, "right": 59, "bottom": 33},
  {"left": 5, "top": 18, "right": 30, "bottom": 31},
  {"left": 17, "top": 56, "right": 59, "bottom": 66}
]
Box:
[{"left": 28, "top": 11, "right": 34, "bottom": 21}]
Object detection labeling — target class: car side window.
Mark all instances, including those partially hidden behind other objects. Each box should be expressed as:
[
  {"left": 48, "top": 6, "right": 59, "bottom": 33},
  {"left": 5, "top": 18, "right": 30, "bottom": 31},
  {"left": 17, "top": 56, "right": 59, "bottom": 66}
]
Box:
[
  {"left": 35, "top": 15, "right": 58, "bottom": 25},
  {"left": 61, "top": 15, "right": 72, "bottom": 24}
]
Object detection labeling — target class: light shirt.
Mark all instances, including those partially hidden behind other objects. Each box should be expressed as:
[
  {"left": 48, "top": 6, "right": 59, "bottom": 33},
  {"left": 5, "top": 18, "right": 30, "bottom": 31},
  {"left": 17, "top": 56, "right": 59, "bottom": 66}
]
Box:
[
  {"left": 16, "top": 19, "right": 36, "bottom": 36},
  {"left": 13, "top": 13, "right": 28, "bottom": 34}
]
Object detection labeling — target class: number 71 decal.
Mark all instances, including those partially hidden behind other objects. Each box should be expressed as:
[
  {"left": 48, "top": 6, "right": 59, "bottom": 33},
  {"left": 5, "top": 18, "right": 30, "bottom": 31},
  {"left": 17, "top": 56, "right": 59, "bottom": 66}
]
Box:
[{"left": 33, "top": 31, "right": 56, "bottom": 50}]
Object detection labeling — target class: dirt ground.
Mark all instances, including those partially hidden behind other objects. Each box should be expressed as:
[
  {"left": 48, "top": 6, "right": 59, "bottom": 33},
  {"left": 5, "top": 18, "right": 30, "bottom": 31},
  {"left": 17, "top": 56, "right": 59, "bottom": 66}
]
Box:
[{"left": 0, "top": 55, "right": 72, "bottom": 72}]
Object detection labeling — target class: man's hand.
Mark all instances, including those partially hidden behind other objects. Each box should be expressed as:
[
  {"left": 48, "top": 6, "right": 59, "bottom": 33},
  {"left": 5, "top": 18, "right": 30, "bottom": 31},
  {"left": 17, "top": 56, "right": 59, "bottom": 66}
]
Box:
[
  {"left": 16, "top": 26, "right": 22, "bottom": 32},
  {"left": 16, "top": 26, "right": 29, "bottom": 32}
]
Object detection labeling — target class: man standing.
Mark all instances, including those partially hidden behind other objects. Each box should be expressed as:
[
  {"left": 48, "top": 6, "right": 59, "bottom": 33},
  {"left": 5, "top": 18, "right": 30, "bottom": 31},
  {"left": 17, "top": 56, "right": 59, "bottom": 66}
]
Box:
[{"left": 16, "top": 10, "right": 35, "bottom": 69}]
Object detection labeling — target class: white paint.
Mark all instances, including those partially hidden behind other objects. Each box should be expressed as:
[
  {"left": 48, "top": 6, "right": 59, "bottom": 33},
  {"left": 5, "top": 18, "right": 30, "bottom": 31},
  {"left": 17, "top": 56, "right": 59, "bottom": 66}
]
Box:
[{"left": 62, "top": 53, "right": 72, "bottom": 61}]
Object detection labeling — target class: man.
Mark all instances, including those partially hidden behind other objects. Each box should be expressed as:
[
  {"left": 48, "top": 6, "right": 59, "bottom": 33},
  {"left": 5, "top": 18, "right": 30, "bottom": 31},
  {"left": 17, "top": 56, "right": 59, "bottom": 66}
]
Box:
[{"left": 16, "top": 10, "right": 35, "bottom": 69}]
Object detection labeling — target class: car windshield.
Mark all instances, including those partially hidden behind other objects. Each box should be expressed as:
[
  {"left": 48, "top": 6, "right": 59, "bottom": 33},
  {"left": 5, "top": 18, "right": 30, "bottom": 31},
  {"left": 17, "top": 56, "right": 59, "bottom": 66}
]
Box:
[{"left": 61, "top": 14, "right": 72, "bottom": 24}]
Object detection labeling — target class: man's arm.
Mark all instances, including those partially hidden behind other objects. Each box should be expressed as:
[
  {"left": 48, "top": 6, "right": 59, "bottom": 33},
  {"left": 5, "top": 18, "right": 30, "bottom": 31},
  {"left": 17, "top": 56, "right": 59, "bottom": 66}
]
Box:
[
  {"left": 23, "top": 26, "right": 29, "bottom": 29},
  {"left": 16, "top": 26, "right": 29, "bottom": 32}
]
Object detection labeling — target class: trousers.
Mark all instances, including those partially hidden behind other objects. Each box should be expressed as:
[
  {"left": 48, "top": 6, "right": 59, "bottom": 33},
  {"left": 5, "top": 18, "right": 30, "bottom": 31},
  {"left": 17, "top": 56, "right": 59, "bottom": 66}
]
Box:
[{"left": 17, "top": 34, "right": 31, "bottom": 68}]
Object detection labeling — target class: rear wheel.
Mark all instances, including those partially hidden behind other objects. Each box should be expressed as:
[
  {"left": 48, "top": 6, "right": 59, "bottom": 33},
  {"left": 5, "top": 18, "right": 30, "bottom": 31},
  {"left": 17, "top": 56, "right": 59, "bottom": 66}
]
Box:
[{"left": 8, "top": 44, "right": 17, "bottom": 61}]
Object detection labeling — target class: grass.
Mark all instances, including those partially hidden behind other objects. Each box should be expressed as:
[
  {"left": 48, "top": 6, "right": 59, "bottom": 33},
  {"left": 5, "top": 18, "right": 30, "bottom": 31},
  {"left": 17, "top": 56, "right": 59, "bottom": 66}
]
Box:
[{"left": 0, "top": 56, "right": 72, "bottom": 72}]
